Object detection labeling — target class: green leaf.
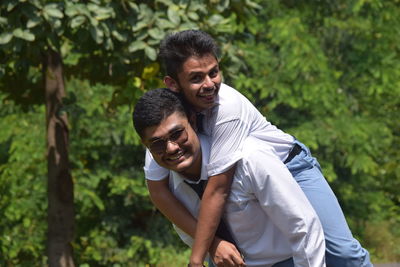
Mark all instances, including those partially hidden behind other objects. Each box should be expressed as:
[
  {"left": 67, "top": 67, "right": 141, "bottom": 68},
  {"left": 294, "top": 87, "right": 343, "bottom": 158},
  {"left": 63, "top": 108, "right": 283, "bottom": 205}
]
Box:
[
  {"left": 51, "top": 19, "right": 63, "bottom": 32},
  {"left": 148, "top": 28, "right": 164, "bottom": 40},
  {"left": 89, "top": 16, "right": 99, "bottom": 27},
  {"left": 63, "top": 52, "right": 82, "bottom": 66},
  {"left": 167, "top": 6, "right": 181, "bottom": 25},
  {"left": 7, "top": 0, "right": 18, "bottom": 12},
  {"left": 207, "top": 14, "right": 224, "bottom": 26},
  {"left": 155, "top": 18, "right": 175, "bottom": 29},
  {"left": 178, "top": 22, "right": 198, "bottom": 31},
  {"left": 0, "top": 32, "right": 13, "bottom": 45},
  {"left": 245, "top": 0, "right": 262, "bottom": 9},
  {"left": 0, "top": 16, "right": 7, "bottom": 25},
  {"left": 127, "top": 2, "right": 139, "bottom": 12},
  {"left": 90, "top": 26, "right": 104, "bottom": 44},
  {"left": 100, "top": 23, "right": 110, "bottom": 37},
  {"left": 187, "top": 11, "right": 199, "bottom": 21},
  {"left": 27, "top": 17, "right": 41, "bottom": 28},
  {"left": 94, "top": 7, "right": 114, "bottom": 20},
  {"left": 144, "top": 46, "right": 157, "bottom": 60},
  {"left": 43, "top": 5, "right": 64, "bottom": 19},
  {"left": 65, "top": 4, "right": 79, "bottom": 17},
  {"left": 13, "top": 29, "right": 35, "bottom": 42},
  {"left": 29, "top": 0, "right": 43, "bottom": 9},
  {"left": 111, "top": 30, "right": 127, "bottom": 42},
  {"left": 105, "top": 38, "right": 113, "bottom": 50},
  {"left": 87, "top": 3, "right": 100, "bottom": 13},
  {"left": 70, "top": 15, "right": 86, "bottom": 28},
  {"left": 156, "top": 0, "right": 174, "bottom": 6},
  {"left": 128, "top": 40, "right": 146, "bottom": 52},
  {"left": 132, "top": 21, "right": 147, "bottom": 32}
]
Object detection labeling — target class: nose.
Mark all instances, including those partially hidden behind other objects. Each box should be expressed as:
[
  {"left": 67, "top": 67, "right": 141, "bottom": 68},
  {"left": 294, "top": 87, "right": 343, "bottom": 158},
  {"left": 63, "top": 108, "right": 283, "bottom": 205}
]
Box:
[
  {"left": 203, "top": 75, "right": 214, "bottom": 89},
  {"left": 165, "top": 140, "right": 180, "bottom": 154}
]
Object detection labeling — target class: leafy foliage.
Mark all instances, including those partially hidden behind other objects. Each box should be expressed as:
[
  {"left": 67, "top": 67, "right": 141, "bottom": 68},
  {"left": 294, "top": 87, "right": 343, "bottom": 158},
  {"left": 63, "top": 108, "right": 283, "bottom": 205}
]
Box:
[
  {"left": 233, "top": 0, "right": 400, "bottom": 261},
  {"left": 0, "top": 0, "right": 399, "bottom": 265}
]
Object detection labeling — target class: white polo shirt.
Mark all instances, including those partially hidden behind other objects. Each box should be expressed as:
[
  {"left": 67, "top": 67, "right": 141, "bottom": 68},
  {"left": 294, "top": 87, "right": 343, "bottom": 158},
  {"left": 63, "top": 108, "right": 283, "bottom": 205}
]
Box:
[
  {"left": 144, "top": 83, "right": 295, "bottom": 180},
  {"left": 169, "top": 135, "right": 326, "bottom": 267}
]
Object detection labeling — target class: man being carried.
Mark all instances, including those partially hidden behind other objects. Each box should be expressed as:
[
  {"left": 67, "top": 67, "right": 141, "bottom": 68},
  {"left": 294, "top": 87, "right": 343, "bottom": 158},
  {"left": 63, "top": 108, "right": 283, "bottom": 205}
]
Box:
[{"left": 133, "top": 88, "right": 326, "bottom": 267}]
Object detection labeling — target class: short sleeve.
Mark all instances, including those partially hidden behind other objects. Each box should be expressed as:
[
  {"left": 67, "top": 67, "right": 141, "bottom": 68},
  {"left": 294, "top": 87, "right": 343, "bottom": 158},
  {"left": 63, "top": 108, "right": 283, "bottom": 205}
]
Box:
[
  {"left": 205, "top": 84, "right": 294, "bottom": 177},
  {"left": 144, "top": 149, "right": 169, "bottom": 181},
  {"left": 206, "top": 117, "right": 250, "bottom": 176},
  {"left": 205, "top": 85, "right": 254, "bottom": 177}
]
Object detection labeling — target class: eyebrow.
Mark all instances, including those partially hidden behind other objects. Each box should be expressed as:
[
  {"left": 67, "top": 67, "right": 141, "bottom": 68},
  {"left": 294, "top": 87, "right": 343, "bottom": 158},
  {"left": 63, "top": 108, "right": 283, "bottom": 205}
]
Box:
[
  {"left": 188, "top": 64, "right": 219, "bottom": 77},
  {"left": 148, "top": 125, "right": 184, "bottom": 142}
]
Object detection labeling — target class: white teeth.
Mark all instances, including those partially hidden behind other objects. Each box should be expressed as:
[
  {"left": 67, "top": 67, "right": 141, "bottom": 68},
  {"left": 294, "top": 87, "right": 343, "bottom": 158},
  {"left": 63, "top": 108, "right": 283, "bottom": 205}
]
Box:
[
  {"left": 199, "top": 92, "right": 214, "bottom": 97},
  {"left": 169, "top": 151, "right": 184, "bottom": 160}
]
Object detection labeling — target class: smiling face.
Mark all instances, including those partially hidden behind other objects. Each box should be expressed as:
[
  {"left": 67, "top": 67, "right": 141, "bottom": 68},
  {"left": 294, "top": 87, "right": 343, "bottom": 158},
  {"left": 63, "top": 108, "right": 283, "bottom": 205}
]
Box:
[
  {"left": 164, "top": 53, "right": 222, "bottom": 112},
  {"left": 142, "top": 111, "right": 202, "bottom": 179}
]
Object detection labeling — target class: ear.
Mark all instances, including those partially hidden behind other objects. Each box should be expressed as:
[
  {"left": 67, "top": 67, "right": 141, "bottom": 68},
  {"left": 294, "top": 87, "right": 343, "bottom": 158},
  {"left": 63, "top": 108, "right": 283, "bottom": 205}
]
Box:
[{"left": 164, "top": 76, "right": 180, "bottom": 92}]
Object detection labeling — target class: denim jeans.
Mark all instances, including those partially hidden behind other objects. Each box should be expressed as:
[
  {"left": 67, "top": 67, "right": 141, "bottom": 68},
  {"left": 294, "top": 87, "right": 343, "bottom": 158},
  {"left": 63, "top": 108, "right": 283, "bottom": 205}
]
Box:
[{"left": 285, "top": 140, "right": 372, "bottom": 267}]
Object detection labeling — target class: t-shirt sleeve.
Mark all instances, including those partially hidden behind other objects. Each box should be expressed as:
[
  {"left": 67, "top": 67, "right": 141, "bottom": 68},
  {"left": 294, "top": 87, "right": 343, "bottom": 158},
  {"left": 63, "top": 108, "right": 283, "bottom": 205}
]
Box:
[
  {"left": 206, "top": 117, "right": 250, "bottom": 176},
  {"left": 206, "top": 86, "right": 255, "bottom": 177},
  {"left": 144, "top": 149, "right": 169, "bottom": 181}
]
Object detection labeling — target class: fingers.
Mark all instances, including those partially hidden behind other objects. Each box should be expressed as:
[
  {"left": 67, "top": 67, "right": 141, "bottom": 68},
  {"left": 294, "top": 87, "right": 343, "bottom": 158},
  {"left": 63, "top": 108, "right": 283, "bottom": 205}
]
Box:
[
  {"left": 210, "top": 238, "right": 245, "bottom": 267},
  {"left": 231, "top": 253, "right": 245, "bottom": 267},
  {"left": 223, "top": 253, "right": 245, "bottom": 267}
]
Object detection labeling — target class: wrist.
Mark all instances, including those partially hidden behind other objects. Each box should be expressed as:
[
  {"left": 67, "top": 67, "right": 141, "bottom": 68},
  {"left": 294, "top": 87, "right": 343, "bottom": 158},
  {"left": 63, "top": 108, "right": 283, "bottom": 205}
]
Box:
[
  {"left": 209, "top": 236, "right": 221, "bottom": 254},
  {"left": 187, "top": 262, "right": 205, "bottom": 267},
  {"left": 189, "top": 256, "right": 205, "bottom": 267}
]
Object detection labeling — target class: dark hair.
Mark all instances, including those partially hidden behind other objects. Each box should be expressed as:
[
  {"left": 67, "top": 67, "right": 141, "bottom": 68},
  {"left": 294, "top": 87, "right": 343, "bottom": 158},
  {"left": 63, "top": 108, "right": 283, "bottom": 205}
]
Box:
[
  {"left": 133, "top": 88, "right": 190, "bottom": 138},
  {"left": 159, "top": 30, "right": 219, "bottom": 81}
]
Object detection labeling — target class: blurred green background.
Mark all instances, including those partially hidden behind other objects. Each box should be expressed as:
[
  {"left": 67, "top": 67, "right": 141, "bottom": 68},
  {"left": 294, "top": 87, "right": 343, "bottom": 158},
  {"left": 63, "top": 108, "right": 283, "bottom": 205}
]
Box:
[{"left": 1, "top": 0, "right": 399, "bottom": 265}]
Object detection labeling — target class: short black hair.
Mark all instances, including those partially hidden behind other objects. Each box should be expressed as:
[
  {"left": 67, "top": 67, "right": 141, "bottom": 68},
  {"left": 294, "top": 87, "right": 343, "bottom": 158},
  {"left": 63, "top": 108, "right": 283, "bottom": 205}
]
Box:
[
  {"left": 159, "top": 30, "right": 219, "bottom": 81},
  {"left": 133, "top": 88, "right": 190, "bottom": 138}
]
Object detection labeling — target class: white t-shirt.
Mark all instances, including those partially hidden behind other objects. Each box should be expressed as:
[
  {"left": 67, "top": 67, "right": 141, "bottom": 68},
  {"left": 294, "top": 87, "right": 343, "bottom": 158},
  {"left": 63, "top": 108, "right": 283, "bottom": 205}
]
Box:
[
  {"left": 144, "top": 83, "right": 295, "bottom": 180},
  {"left": 170, "top": 135, "right": 326, "bottom": 267}
]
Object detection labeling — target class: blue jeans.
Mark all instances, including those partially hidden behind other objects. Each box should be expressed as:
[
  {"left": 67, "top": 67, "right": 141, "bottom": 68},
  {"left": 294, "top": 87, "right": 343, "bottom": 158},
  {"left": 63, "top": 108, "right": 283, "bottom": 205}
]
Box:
[{"left": 286, "top": 140, "right": 372, "bottom": 267}]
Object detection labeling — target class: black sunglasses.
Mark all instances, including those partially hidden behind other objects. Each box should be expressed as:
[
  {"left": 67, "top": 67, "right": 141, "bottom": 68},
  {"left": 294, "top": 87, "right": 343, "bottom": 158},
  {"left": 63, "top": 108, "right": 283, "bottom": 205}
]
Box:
[{"left": 149, "top": 128, "right": 188, "bottom": 154}]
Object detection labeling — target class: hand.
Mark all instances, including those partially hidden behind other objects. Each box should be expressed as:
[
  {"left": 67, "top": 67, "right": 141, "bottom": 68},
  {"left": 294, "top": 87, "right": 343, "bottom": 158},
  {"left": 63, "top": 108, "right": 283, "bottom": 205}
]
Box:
[{"left": 209, "top": 237, "right": 246, "bottom": 267}]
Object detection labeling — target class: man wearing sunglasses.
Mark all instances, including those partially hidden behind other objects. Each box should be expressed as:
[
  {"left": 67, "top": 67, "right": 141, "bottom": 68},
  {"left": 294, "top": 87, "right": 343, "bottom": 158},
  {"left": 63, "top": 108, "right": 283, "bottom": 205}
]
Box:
[{"left": 133, "top": 88, "right": 326, "bottom": 267}]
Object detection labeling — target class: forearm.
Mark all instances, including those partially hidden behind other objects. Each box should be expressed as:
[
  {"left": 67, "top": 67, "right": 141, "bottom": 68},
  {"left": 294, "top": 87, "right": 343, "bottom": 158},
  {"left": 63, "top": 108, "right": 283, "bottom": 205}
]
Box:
[
  {"left": 190, "top": 187, "right": 227, "bottom": 263},
  {"left": 147, "top": 179, "right": 197, "bottom": 237},
  {"left": 190, "top": 166, "right": 235, "bottom": 265}
]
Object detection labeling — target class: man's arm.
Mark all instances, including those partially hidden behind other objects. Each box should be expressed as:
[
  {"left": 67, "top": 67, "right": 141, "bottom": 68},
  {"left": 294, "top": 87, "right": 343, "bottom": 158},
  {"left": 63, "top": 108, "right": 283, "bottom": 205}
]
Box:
[
  {"left": 147, "top": 178, "right": 197, "bottom": 236},
  {"left": 189, "top": 166, "right": 240, "bottom": 266},
  {"left": 147, "top": 177, "right": 244, "bottom": 266}
]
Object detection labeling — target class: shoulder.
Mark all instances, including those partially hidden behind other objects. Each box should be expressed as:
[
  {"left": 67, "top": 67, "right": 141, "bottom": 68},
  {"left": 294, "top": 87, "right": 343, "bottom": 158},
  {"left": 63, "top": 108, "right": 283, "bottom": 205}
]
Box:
[
  {"left": 218, "top": 83, "right": 248, "bottom": 106},
  {"left": 212, "top": 83, "right": 255, "bottom": 121}
]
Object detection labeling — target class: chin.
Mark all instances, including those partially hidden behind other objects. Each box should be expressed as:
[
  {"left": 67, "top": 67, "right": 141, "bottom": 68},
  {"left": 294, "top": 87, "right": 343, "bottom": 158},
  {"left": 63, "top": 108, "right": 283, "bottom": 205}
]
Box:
[
  {"left": 174, "top": 161, "right": 193, "bottom": 173},
  {"left": 167, "top": 157, "right": 193, "bottom": 173}
]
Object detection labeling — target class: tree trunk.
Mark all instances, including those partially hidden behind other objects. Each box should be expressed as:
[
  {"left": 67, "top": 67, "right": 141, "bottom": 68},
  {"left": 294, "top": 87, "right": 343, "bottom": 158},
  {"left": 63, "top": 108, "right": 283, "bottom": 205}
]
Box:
[{"left": 44, "top": 49, "right": 75, "bottom": 267}]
